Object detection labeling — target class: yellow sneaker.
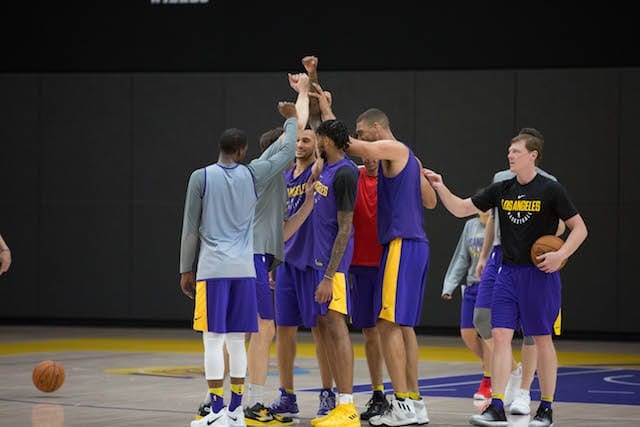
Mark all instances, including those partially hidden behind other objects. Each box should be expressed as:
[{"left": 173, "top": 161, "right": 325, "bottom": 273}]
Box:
[{"left": 314, "top": 403, "right": 360, "bottom": 427}]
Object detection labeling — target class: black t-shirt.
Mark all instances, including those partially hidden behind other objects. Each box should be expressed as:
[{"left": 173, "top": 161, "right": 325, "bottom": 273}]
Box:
[{"left": 471, "top": 173, "right": 578, "bottom": 265}]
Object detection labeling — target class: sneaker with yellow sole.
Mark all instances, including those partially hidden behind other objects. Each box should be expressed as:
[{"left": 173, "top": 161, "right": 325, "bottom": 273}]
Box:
[{"left": 313, "top": 403, "right": 360, "bottom": 427}]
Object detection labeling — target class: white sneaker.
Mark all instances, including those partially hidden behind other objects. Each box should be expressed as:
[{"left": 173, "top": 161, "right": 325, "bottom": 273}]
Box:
[
  {"left": 504, "top": 363, "right": 522, "bottom": 406},
  {"left": 509, "top": 388, "right": 531, "bottom": 415},
  {"left": 226, "top": 405, "right": 246, "bottom": 427},
  {"left": 369, "top": 398, "right": 417, "bottom": 426},
  {"left": 412, "top": 398, "right": 430, "bottom": 425},
  {"left": 191, "top": 407, "right": 229, "bottom": 427}
]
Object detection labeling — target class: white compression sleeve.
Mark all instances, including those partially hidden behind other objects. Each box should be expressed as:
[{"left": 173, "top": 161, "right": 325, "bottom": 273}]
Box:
[
  {"left": 203, "top": 332, "right": 226, "bottom": 380},
  {"left": 225, "top": 332, "right": 247, "bottom": 378}
]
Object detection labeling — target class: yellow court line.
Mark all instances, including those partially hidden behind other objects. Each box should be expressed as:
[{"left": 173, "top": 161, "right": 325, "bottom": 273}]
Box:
[{"left": 1, "top": 338, "right": 639, "bottom": 366}]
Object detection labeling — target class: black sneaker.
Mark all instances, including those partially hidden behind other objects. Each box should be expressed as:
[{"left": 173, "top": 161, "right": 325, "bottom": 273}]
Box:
[
  {"left": 529, "top": 406, "right": 553, "bottom": 427},
  {"left": 360, "top": 393, "right": 389, "bottom": 420},
  {"left": 469, "top": 403, "right": 508, "bottom": 426},
  {"left": 195, "top": 402, "right": 211, "bottom": 420},
  {"left": 244, "top": 402, "right": 294, "bottom": 426}
]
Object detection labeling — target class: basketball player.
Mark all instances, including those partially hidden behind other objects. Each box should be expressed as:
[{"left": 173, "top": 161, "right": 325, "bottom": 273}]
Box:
[
  {"left": 179, "top": 100, "right": 300, "bottom": 427},
  {"left": 425, "top": 131, "right": 588, "bottom": 427}
]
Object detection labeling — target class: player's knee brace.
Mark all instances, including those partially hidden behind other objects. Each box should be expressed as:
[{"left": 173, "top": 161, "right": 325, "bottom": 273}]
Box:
[{"left": 473, "top": 308, "right": 492, "bottom": 340}]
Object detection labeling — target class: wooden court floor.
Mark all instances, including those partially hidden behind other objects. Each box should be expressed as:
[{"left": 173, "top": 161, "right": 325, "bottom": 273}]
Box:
[{"left": 0, "top": 325, "right": 639, "bottom": 426}]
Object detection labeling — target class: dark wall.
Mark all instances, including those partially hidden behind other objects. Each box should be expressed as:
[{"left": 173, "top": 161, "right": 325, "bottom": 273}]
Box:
[
  {"left": 1, "top": 69, "right": 639, "bottom": 337},
  {"left": 2, "top": 2, "right": 639, "bottom": 72}
]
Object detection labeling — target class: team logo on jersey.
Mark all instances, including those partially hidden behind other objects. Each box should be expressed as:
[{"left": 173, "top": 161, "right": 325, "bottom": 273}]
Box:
[{"left": 500, "top": 197, "right": 541, "bottom": 225}]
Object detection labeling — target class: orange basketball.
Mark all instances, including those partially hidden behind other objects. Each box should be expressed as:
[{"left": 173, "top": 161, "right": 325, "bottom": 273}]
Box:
[
  {"left": 32, "top": 360, "right": 65, "bottom": 393},
  {"left": 530, "top": 235, "right": 567, "bottom": 269}
]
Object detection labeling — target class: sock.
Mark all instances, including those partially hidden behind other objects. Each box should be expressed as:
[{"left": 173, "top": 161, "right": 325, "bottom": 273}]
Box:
[
  {"left": 372, "top": 388, "right": 385, "bottom": 399},
  {"left": 483, "top": 371, "right": 491, "bottom": 382},
  {"left": 229, "top": 383, "right": 244, "bottom": 411},
  {"left": 394, "top": 391, "right": 410, "bottom": 400},
  {"left": 540, "top": 396, "right": 553, "bottom": 409},
  {"left": 491, "top": 395, "right": 504, "bottom": 409},
  {"left": 408, "top": 391, "right": 420, "bottom": 400},
  {"left": 283, "top": 387, "right": 295, "bottom": 396},
  {"left": 338, "top": 393, "right": 353, "bottom": 404},
  {"left": 209, "top": 387, "right": 224, "bottom": 413},
  {"left": 245, "top": 383, "right": 264, "bottom": 408}
]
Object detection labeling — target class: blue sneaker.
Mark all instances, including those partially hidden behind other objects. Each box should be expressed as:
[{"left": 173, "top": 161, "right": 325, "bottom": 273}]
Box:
[
  {"left": 269, "top": 388, "right": 299, "bottom": 417},
  {"left": 317, "top": 388, "right": 336, "bottom": 416}
]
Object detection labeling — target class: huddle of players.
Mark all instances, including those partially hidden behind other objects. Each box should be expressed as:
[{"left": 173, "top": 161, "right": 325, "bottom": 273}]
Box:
[{"left": 181, "top": 56, "right": 588, "bottom": 427}]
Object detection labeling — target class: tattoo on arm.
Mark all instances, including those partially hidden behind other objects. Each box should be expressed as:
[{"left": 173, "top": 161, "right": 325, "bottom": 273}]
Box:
[{"left": 325, "top": 211, "right": 353, "bottom": 277}]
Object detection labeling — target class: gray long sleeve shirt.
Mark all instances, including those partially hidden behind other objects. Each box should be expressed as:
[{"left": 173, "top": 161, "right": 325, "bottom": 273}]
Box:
[
  {"left": 179, "top": 117, "right": 297, "bottom": 277},
  {"left": 442, "top": 217, "right": 486, "bottom": 296}
]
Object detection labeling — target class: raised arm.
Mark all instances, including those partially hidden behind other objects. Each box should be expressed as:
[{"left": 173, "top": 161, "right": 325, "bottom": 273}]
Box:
[
  {"left": 288, "top": 72, "right": 310, "bottom": 130},
  {"left": 248, "top": 102, "right": 298, "bottom": 193},
  {"left": 346, "top": 137, "right": 408, "bottom": 163}
]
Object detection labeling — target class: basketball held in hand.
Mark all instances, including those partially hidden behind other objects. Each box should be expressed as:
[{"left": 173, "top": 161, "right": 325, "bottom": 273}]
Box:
[
  {"left": 32, "top": 360, "right": 65, "bottom": 393},
  {"left": 530, "top": 235, "right": 567, "bottom": 269}
]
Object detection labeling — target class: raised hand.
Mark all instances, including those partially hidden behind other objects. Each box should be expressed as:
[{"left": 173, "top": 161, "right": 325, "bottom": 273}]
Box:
[{"left": 278, "top": 101, "right": 298, "bottom": 119}]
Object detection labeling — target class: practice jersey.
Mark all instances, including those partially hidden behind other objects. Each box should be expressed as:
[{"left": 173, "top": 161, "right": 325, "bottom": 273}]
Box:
[
  {"left": 472, "top": 173, "right": 577, "bottom": 265},
  {"left": 283, "top": 163, "right": 315, "bottom": 270},
  {"left": 351, "top": 166, "right": 383, "bottom": 267},
  {"left": 312, "top": 157, "right": 358, "bottom": 272},
  {"left": 377, "top": 145, "right": 426, "bottom": 244},
  {"left": 491, "top": 167, "right": 556, "bottom": 246}
]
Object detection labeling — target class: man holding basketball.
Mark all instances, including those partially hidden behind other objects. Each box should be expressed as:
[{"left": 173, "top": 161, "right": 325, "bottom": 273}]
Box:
[{"left": 425, "top": 131, "right": 587, "bottom": 427}]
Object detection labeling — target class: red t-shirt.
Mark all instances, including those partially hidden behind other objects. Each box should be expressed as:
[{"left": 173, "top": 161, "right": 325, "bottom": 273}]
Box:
[{"left": 351, "top": 166, "right": 383, "bottom": 266}]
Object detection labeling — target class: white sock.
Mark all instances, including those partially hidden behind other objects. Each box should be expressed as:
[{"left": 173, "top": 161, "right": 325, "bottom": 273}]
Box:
[
  {"left": 338, "top": 393, "right": 353, "bottom": 404},
  {"left": 245, "top": 383, "right": 264, "bottom": 408}
]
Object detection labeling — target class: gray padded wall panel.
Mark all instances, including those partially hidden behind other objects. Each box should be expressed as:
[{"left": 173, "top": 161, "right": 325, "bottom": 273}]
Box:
[
  {"left": 39, "top": 74, "right": 131, "bottom": 318},
  {"left": 131, "top": 74, "right": 226, "bottom": 319},
  {"left": 516, "top": 69, "right": 620, "bottom": 332},
  {"left": 618, "top": 69, "right": 640, "bottom": 332},
  {"left": 316, "top": 71, "right": 417, "bottom": 142},
  {"left": 558, "top": 205, "right": 617, "bottom": 332},
  {"left": 415, "top": 70, "right": 516, "bottom": 327},
  {"left": 0, "top": 75, "right": 39, "bottom": 316},
  {"left": 515, "top": 69, "right": 619, "bottom": 204}
]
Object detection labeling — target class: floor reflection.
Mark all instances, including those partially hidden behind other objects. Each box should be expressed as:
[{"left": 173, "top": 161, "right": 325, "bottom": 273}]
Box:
[{"left": 32, "top": 404, "right": 64, "bottom": 427}]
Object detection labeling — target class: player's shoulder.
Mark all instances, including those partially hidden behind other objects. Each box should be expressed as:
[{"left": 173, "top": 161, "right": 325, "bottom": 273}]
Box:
[
  {"left": 492, "top": 169, "right": 514, "bottom": 183},
  {"left": 535, "top": 167, "right": 557, "bottom": 182}
]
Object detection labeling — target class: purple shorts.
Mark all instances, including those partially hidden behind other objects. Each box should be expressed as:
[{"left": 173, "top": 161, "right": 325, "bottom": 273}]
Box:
[
  {"left": 491, "top": 263, "right": 561, "bottom": 336},
  {"left": 460, "top": 282, "right": 479, "bottom": 329},
  {"left": 193, "top": 277, "right": 258, "bottom": 333},
  {"left": 378, "top": 238, "right": 429, "bottom": 327},
  {"left": 254, "top": 254, "right": 275, "bottom": 320},
  {"left": 475, "top": 245, "right": 503, "bottom": 309},
  {"left": 349, "top": 265, "right": 381, "bottom": 329},
  {"left": 274, "top": 262, "right": 324, "bottom": 328}
]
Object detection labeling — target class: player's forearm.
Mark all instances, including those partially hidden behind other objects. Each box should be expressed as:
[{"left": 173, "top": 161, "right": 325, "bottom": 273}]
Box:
[{"left": 324, "top": 212, "right": 353, "bottom": 278}]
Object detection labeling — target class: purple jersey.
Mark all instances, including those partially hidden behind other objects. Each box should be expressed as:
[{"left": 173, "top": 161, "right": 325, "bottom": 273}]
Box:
[
  {"left": 283, "top": 164, "right": 315, "bottom": 269},
  {"left": 312, "top": 157, "right": 358, "bottom": 272},
  {"left": 377, "top": 146, "right": 427, "bottom": 244}
]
